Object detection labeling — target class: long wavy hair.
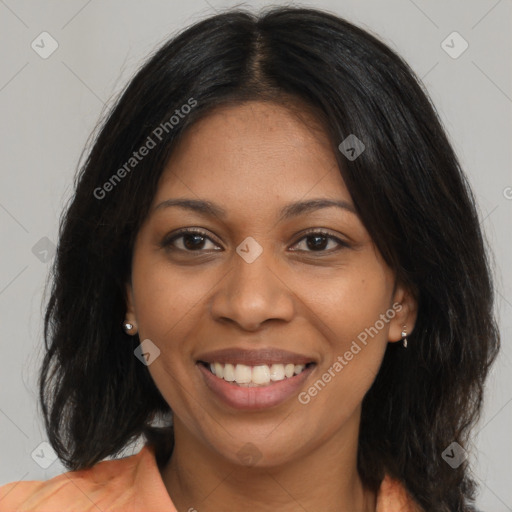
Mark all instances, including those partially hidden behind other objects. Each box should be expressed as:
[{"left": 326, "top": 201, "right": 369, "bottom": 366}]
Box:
[{"left": 39, "top": 7, "right": 500, "bottom": 512}]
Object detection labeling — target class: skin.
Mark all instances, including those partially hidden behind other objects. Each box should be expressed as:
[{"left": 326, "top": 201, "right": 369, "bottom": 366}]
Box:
[{"left": 125, "top": 100, "right": 417, "bottom": 512}]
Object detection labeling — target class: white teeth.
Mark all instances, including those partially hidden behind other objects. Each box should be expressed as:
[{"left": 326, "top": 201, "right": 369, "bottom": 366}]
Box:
[
  {"left": 214, "top": 362, "right": 224, "bottom": 379},
  {"left": 206, "top": 362, "right": 310, "bottom": 386},
  {"left": 252, "top": 365, "right": 271, "bottom": 385},
  {"left": 284, "top": 363, "right": 295, "bottom": 378},
  {"left": 223, "top": 363, "right": 236, "bottom": 382},
  {"left": 234, "top": 364, "right": 252, "bottom": 384},
  {"left": 270, "top": 364, "right": 285, "bottom": 381}
]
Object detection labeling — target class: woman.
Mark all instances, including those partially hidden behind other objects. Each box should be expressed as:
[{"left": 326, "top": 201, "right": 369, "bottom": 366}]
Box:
[{"left": 0, "top": 6, "right": 499, "bottom": 512}]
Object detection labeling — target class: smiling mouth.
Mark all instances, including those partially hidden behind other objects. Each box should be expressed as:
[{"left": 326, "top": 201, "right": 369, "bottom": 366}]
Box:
[{"left": 198, "top": 361, "right": 316, "bottom": 387}]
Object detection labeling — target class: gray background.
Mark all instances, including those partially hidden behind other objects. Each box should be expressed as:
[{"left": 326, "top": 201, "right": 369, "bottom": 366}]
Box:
[{"left": 0, "top": 0, "right": 511, "bottom": 510}]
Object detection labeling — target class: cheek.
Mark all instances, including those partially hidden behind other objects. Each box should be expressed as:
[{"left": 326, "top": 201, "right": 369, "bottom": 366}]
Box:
[
  {"left": 131, "top": 262, "right": 200, "bottom": 419},
  {"left": 294, "top": 257, "right": 393, "bottom": 348},
  {"left": 294, "top": 260, "right": 392, "bottom": 410},
  {"left": 129, "top": 250, "right": 225, "bottom": 410},
  {"left": 131, "top": 255, "right": 210, "bottom": 344}
]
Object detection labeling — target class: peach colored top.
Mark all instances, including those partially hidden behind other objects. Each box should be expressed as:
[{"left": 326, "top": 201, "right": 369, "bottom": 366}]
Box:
[{"left": 0, "top": 443, "right": 422, "bottom": 511}]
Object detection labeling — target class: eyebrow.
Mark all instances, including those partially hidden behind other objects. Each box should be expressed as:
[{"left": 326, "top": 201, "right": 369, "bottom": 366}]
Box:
[{"left": 153, "top": 197, "right": 357, "bottom": 222}]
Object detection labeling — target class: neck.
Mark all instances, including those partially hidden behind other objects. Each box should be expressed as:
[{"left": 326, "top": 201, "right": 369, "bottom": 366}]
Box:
[{"left": 159, "top": 411, "right": 376, "bottom": 512}]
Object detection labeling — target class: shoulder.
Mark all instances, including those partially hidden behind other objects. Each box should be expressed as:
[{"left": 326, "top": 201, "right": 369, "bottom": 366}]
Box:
[{"left": 0, "top": 444, "right": 169, "bottom": 512}]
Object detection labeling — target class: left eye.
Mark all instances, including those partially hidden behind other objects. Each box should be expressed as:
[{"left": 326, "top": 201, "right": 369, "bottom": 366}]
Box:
[{"left": 291, "top": 231, "right": 347, "bottom": 252}]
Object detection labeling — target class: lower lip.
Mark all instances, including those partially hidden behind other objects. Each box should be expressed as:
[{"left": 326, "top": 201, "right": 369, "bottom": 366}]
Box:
[{"left": 197, "top": 363, "right": 315, "bottom": 410}]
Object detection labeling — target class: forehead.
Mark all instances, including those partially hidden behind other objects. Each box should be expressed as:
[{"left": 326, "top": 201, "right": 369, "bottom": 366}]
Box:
[{"left": 153, "top": 101, "right": 350, "bottom": 206}]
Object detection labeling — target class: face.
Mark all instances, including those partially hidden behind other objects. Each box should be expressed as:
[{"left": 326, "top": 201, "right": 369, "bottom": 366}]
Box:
[{"left": 126, "top": 100, "right": 416, "bottom": 468}]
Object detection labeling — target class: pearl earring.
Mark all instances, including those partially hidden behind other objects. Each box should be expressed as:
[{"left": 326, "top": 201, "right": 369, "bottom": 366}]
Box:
[
  {"left": 123, "top": 321, "right": 135, "bottom": 334},
  {"left": 401, "top": 327, "right": 408, "bottom": 348}
]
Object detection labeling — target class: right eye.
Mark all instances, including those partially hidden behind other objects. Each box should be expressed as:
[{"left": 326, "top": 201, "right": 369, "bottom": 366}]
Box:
[{"left": 160, "top": 228, "right": 222, "bottom": 253}]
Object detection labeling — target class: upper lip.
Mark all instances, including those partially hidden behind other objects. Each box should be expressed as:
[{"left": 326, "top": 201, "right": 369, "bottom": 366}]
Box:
[{"left": 196, "top": 348, "right": 316, "bottom": 366}]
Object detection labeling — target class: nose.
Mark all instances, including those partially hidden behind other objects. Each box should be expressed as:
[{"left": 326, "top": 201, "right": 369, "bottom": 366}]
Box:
[{"left": 209, "top": 245, "right": 295, "bottom": 331}]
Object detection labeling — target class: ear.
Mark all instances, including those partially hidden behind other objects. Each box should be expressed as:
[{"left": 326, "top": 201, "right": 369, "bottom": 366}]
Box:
[
  {"left": 387, "top": 282, "right": 418, "bottom": 343},
  {"left": 124, "top": 280, "right": 137, "bottom": 323}
]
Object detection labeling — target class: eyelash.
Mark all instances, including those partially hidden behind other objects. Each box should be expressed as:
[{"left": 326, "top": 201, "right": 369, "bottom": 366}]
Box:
[{"left": 161, "top": 228, "right": 350, "bottom": 255}]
